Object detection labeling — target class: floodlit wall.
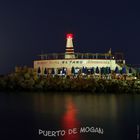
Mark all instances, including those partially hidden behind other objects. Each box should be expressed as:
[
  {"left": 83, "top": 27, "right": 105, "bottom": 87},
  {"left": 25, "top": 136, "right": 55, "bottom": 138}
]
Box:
[{"left": 34, "top": 59, "right": 121, "bottom": 74}]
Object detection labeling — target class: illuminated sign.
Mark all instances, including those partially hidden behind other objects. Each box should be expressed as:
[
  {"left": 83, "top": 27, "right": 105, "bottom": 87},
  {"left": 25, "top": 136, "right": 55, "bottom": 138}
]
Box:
[{"left": 62, "top": 60, "right": 83, "bottom": 64}]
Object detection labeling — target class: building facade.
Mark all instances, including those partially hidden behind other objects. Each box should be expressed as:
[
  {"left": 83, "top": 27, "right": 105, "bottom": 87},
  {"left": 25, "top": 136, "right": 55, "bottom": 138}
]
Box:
[{"left": 34, "top": 34, "right": 125, "bottom": 75}]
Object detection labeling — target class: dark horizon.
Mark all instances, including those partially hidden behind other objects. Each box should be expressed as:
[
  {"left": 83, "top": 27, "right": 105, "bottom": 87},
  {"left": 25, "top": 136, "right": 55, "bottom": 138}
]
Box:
[{"left": 0, "top": 0, "right": 140, "bottom": 74}]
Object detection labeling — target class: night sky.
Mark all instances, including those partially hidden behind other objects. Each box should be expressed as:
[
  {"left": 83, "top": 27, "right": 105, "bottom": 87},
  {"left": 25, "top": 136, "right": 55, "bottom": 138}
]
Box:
[{"left": 0, "top": 0, "right": 140, "bottom": 74}]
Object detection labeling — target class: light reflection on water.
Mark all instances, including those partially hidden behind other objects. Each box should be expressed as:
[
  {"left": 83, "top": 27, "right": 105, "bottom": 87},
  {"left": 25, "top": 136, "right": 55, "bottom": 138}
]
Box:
[
  {"left": 61, "top": 96, "right": 80, "bottom": 140},
  {"left": 0, "top": 92, "right": 140, "bottom": 140}
]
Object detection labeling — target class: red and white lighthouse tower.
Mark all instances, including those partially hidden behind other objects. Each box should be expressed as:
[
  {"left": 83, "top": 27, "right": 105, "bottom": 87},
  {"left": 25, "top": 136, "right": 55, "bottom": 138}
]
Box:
[{"left": 65, "top": 33, "right": 75, "bottom": 59}]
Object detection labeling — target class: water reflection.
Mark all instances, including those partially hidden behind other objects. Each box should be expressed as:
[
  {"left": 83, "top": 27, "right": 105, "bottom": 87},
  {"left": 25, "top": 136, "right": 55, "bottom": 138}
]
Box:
[
  {"left": 6, "top": 92, "right": 139, "bottom": 140},
  {"left": 33, "top": 94, "right": 65, "bottom": 117},
  {"left": 61, "top": 96, "right": 80, "bottom": 140},
  {"left": 73, "top": 95, "right": 118, "bottom": 121}
]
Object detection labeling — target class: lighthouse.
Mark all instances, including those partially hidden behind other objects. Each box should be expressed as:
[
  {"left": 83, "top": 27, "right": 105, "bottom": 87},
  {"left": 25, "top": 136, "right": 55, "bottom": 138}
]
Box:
[{"left": 65, "top": 33, "right": 75, "bottom": 59}]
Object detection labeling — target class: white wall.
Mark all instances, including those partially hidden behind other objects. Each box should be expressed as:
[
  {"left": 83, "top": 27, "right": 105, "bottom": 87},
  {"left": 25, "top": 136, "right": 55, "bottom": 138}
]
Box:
[{"left": 34, "top": 59, "right": 121, "bottom": 73}]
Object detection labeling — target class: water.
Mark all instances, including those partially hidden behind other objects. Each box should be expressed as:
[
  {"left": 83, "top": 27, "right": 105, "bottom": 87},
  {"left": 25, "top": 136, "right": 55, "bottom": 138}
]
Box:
[{"left": 0, "top": 92, "right": 140, "bottom": 140}]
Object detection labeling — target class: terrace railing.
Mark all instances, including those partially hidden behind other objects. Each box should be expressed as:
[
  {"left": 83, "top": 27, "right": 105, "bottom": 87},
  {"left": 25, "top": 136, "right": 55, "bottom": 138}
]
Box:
[{"left": 39, "top": 53, "right": 113, "bottom": 60}]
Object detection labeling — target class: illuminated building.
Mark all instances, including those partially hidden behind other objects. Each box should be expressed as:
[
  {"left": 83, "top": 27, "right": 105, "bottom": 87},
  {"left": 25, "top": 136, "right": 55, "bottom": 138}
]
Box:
[{"left": 34, "top": 33, "right": 127, "bottom": 75}]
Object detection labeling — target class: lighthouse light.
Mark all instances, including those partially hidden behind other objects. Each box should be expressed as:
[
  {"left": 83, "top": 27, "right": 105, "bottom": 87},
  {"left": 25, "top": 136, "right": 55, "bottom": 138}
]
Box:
[{"left": 67, "top": 33, "right": 73, "bottom": 39}]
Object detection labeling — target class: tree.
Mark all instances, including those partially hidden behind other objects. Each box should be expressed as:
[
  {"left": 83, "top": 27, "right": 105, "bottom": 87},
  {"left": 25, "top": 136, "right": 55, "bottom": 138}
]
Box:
[{"left": 96, "top": 67, "right": 100, "bottom": 74}]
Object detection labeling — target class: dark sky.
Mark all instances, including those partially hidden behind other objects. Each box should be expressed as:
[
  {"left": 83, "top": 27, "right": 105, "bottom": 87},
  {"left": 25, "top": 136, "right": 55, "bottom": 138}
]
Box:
[{"left": 0, "top": 0, "right": 140, "bottom": 74}]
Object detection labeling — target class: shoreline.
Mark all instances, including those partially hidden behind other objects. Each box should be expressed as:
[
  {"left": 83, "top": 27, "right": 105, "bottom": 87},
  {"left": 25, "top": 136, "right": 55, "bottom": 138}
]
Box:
[{"left": 0, "top": 73, "right": 140, "bottom": 93}]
